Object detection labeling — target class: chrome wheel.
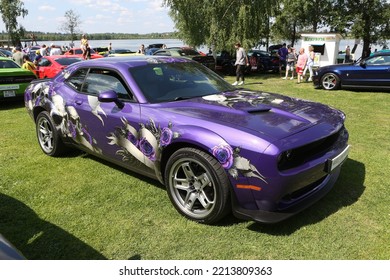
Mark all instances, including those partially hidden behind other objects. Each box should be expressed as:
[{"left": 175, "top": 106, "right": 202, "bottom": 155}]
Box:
[
  {"left": 36, "top": 111, "right": 66, "bottom": 156},
  {"left": 321, "top": 73, "right": 340, "bottom": 90},
  {"left": 165, "top": 148, "right": 230, "bottom": 224},
  {"left": 37, "top": 115, "right": 54, "bottom": 154}
]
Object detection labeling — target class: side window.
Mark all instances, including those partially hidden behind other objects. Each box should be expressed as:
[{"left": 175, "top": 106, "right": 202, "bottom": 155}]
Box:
[
  {"left": 38, "top": 58, "right": 51, "bottom": 67},
  {"left": 81, "top": 69, "right": 132, "bottom": 100},
  {"left": 65, "top": 68, "right": 88, "bottom": 91}
]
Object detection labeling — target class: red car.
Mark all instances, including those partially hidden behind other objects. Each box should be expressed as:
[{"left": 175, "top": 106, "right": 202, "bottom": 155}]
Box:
[
  {"left": 64, "top": 48, "right": 103, "bottom": 59},
  {"left": 35, "top": 55, "right": 84, "bottom": 79}
]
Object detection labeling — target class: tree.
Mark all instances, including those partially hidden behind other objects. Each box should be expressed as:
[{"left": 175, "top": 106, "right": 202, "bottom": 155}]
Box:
[
  {"left": 0, "top": 0, "right": 28, "bottom": 47},
  {"left": 164, "top": 0, "right": 279, "bottom": 52},
  {"left": 345, "top": 0, "right": 390, "bottom": 57},
  {"left": 60, "top": 9, "right": 82, "bottom": 44}
]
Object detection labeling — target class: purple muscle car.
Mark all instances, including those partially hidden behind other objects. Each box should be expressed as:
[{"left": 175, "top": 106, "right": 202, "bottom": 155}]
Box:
[{"left": 24, "top": 56, "right": 349, "bottom": 224}]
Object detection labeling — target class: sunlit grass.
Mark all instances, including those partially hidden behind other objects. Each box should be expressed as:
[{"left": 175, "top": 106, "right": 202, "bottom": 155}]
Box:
[{"left": 0, "top": 73, "right": 389, "bottom": 260}]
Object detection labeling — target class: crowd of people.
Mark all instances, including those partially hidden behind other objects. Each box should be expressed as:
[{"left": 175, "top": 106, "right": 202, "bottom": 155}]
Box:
[{"left": 277, "top": 43, "right": 315, "bottom": 83}]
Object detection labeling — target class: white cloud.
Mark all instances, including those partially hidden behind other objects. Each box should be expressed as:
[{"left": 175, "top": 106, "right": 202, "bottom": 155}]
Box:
[{"left": 38, "top": 5, "right": 56, "bottom": 11}]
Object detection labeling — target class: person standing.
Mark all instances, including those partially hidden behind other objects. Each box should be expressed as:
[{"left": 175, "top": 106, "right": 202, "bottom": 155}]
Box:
[
  {"left": 12, "top": 47, "right": 24, "bottom": 66},
  {"left": 303, "top": 45, "right": 315, "bottom": 82},
  {"left": 283, "top": 46, "right": 296, "bottom": 80},
  {"left": 22, "top": 54, "right": 37, "bottom": 76},
  {"left": 49, "top": 43, "right": 62, "bottom": 56},
  {"left": 81, "top": 34, "right": 88, "bottom": 59},
  {"left": 137, "top": 44, "right": 145, "bottom": 54},
  {"left": 232, "top": 42, "right": 249, "bottom": 86},
  {"left": 344, "top": 45, "right": 351, "bottom": 63},
  {"left": 277, "top": 43, "right": 288, "bottom": 76},
  {"left": 33, "top": 50, "right": 42, "bottom": 65},
  {"left": 40, "top": 44, "right": 49, "bottom": 56},
  {"left": 296, "top": 48, "right": 308, "bottom": 84}
]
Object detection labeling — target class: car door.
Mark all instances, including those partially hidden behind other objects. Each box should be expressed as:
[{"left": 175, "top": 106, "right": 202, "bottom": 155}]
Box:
[
  {"left": 347, "top": 55, "right": 390, "bottom": 87},
  {"left": 36, "top": 57, "right": 52, "bottom": 79},
  {"left": 63, "top": 67, "right": 155, "bottom": 175}
]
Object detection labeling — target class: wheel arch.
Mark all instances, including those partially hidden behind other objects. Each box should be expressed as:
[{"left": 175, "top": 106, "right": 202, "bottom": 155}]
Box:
[{"left": 160, "top": 126, "right": 230, "bottom": 183}]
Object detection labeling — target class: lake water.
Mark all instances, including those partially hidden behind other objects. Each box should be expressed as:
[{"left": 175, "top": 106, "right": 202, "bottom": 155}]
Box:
[
  {"left": 38, "top": 38, "right": 187, "bottom": 51},
  {"left": 36, "top": 37, "right": 388, "bottom": 57}
]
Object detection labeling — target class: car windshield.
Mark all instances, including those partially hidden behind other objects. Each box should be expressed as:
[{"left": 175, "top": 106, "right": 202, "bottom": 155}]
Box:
[
  {"left": 129, "top": 61, "right": 235, "bottom": 103},
  {"left": 55, "top": 57, "right": 83, "bottom": 66},
  {"left": 0, "top": 59, "right": 20, "bottom": 68}
]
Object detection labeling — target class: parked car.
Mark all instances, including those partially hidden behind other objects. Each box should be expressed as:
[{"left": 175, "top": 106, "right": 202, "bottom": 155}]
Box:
[
  {"left": 106, "top": 49, "right": 138, "bottom": 57},
  {"left": 153, "top": 47, "right": 215, "bottom": 70},
  {"left": 25, "top": 56, "right": 349, "bottom": 224},
  {"left": 0, "top": 48, "right": 12, "bottom": 58},
  {"left": 0, "top": 57, "right": 36, "bottom": 100},
  {"left": 35, "top": 55, "right": 84, "bottom": 79},
  {"left": 215, "top": 50, "right": 236, "bottom": 75},
  {"left": 247, "top": 50, "right": 280, "bottom": 72},
  {"left": 64, "top": 48, "right": 103, "bottom": 59},
  {"left": 145, "top": 43, "right": 164, "bottom": 54},
  {"left": 313, "top": 52, "right": 390, "bottom": 90}
]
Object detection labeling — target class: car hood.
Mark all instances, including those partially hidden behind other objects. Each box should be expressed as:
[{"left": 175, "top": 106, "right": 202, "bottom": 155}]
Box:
[
  {"left": 318, "top": 63, "right": 355, "bottom": 72},
  {"left": 161, "top": 90, "right": 344, "bottom": 140}
]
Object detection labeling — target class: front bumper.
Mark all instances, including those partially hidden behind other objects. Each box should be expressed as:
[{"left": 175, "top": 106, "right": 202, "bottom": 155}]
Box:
[{"left": 231, "top": 139, "right": 350, "bottom": 224}]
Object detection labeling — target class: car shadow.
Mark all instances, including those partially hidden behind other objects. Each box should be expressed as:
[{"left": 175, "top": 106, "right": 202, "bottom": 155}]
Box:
[
  {"left": 0, "top": 193, "right": 106, "bottom": 259},
  {"left": 0, "top": 99, "right": 24, "bottom": 110},
  {"left": 246, "top": 158, "right": 365, "bottom": 234}
]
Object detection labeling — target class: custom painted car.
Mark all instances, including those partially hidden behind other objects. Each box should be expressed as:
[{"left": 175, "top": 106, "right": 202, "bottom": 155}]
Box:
[
  {"left": 0, "top": 57, "right": 36, "bottom": 100},
  {"left": 25, "top": 56, "right": 349, "bottom": 224}
]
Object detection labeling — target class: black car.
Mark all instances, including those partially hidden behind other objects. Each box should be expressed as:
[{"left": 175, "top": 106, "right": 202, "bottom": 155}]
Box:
[
  {"left": 313, "top": 52, "right": 390, "bottom": 90},
  {"left": 247, "top": 50, "right": 280, "bottom": 73},
  {"left": 153, "top": 47, "right": 216, "bottom": 70},
  {"left": 215, "top": 50, "right": 236, "bottom": 75}
]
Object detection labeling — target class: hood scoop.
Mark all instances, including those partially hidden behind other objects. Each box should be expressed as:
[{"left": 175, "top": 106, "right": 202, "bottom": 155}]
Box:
[{"left": 245, "top": 106, "right": 272, "bottom": 114}]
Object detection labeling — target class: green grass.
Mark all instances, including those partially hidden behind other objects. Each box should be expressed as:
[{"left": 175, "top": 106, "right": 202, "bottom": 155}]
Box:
[{"left": 1, "top": 74, "right": 389, "bottom": 260}]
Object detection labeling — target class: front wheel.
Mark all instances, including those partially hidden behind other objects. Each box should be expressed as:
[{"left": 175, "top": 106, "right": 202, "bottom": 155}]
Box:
[
  {"left": 164, "top": 148, "right": 231, "bottom": 224},
  {"left": 321, "top": 73, "right": 340, "bottom": 90},
  {"left": 36, "top": 111, "right": 67, "bottom": 157}
]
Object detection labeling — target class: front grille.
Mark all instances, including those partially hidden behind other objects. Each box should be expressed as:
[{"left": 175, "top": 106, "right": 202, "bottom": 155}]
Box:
[
  {"left": 0, "top": 75, "right": 36, "bottom": 84},
  {"left": 278, "top": 126, "right": 346, "bottom": 171}
]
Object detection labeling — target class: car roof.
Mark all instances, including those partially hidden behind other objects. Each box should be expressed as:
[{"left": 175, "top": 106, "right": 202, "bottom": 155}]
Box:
[{"left": 67, "top": 55, "right": 192, "bottom": 68}]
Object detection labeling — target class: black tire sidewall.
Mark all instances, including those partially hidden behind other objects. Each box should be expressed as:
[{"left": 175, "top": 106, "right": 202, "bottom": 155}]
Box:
[
  {"left": 164, "top": 147, "right": 230, "bottom": 224},
  {"left": 36, "top": 111, "right": 65, "bottom": 157}
]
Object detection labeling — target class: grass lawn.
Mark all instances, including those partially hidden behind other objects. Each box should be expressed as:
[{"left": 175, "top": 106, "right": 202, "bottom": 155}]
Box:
[{"left": 0, "top": 73, "right": 389, "bottom": 260}]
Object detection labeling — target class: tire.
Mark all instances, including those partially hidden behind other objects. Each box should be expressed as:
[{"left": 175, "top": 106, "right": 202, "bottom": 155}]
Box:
[
  {"left": 36, "top": 111, "right": 67, "bottom": 157},
  {"left": 321, "top": 73, "right": 340, "bottom": 90},
  {"left": 164, "top": 147, "right": 231, "bottom": 224}
]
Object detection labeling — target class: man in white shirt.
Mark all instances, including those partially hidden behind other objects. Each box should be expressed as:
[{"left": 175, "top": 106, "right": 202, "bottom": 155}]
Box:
[{"left": 49, "top": 43, "right": 62, "bottom": 56}]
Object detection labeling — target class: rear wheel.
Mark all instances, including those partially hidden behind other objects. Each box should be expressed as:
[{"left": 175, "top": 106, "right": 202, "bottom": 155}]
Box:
[
  {"left": 36, "top": 111, "right": 67, "bottom": 156},
  {"left": 321, "top": 73, "right": 340, "bottom": 90},
  {"left": 164, "top": 148, "right": 231, "bottom": 224}
]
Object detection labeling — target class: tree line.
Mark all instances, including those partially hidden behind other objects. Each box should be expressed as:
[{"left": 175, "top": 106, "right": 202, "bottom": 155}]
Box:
[
  {"left": 163, "top": 0, "right": 390, "bottom": 57},
  {"left": 1, "top": 0, "right": 390, "bottom": 57}
]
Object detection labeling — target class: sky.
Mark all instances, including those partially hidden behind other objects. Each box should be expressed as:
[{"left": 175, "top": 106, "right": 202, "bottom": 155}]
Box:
[{"left": 0, "top": 0, "right": 176, "bottom": 34}]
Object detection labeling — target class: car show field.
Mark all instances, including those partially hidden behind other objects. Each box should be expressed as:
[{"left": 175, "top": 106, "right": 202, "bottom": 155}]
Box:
[{"left": 1, "top": 71, "right": 389, "bottom": 260}]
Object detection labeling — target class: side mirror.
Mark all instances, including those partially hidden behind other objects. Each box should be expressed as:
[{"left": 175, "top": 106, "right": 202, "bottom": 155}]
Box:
[
  {"left": 98, "top": 90, "right": 124, "bottom": 109},
  {"left": 360, "top": 61, "right": 366, "bottom": 68}
]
